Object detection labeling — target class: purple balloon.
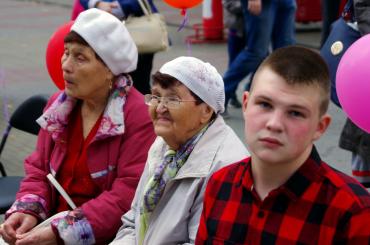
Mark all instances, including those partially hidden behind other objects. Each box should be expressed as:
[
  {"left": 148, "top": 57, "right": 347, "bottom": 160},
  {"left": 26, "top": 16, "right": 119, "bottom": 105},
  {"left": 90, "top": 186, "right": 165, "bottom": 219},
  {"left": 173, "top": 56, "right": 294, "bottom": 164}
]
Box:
[{"left": 336, "top": 34, "right": 370, "bottom": 133}]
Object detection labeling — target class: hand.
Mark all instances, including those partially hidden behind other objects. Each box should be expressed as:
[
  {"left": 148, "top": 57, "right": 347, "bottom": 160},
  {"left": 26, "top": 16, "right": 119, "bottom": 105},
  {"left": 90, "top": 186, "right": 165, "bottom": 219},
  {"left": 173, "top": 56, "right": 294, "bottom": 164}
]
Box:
[
  {"left": 95, "top": 1, "right": 119, "bottom": 14},
  {"left": 248, "top": 0, "right": 262, "bottom": 15},
  {"left": 0, "top": 213, "right": 37, "bottom": 244},
  {"left": 15, "top": 226, "right": 57, "bottom": 245}
]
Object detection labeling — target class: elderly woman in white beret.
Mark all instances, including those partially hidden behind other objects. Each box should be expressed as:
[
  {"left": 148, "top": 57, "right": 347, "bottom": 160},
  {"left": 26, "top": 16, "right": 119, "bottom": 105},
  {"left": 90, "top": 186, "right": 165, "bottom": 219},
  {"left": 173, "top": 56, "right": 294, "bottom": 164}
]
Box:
[
  {"left": 111, "top": 56, "right": 249, "bottom": 245},
  {"left": 0, "top": 9, "right": 155, "bottom": 245}
]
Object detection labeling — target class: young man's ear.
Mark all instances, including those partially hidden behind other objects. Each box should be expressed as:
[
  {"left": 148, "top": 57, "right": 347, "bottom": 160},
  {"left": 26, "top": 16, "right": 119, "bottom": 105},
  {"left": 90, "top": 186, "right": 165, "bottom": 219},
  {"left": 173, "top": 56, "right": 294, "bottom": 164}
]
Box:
[
  {"left": 313, "top": 114, "right": 331, "bottom": 141},
  {"left": 242, "top": 91, "right": 250, "bottom": 113}
]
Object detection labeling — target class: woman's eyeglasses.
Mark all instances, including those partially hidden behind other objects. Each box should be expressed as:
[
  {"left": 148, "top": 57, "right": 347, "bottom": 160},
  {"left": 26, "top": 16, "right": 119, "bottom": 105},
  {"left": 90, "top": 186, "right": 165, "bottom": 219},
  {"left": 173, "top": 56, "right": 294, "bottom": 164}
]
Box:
[{"left": 144, "top": 94, "right": 197, "bottom": 109}]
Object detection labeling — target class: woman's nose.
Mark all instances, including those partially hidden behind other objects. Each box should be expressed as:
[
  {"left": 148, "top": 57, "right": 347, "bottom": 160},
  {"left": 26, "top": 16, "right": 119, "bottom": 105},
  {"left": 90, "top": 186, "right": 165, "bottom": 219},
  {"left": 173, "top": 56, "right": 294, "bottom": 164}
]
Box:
[
  {"left": 61, "top": 55, "right": 72, "bottom": 73},
  {"left": 155, "top": 101, "right": 168, "bottom": 113}
]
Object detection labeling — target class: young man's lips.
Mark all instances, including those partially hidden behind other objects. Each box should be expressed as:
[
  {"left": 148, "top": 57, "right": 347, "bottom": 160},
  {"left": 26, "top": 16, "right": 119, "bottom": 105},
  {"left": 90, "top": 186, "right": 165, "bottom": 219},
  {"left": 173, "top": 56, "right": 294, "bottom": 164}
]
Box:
[{"left": 260, "top": 137, "right": 283, "bottom": 145}]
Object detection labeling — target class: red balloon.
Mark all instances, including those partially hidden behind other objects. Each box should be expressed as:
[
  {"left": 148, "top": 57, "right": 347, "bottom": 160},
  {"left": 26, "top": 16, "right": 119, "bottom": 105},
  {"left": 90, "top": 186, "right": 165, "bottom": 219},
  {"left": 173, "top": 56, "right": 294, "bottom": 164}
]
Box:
[
  {"left": 45, "top": 21, "right": 74, "bottom": 90},
  {"left": 163, "top": 0, "right": 203, "bottom": 10}
]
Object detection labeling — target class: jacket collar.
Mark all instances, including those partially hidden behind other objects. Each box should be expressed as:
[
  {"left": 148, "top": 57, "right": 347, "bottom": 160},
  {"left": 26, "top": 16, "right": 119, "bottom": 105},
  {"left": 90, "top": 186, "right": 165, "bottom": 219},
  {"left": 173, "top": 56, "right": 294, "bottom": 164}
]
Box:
[
  {"left": 149, "top": 116, "right": 229, "bottom": 179},
  {"left": 37, "top": 75, "right": 132, "bottom": 141}
]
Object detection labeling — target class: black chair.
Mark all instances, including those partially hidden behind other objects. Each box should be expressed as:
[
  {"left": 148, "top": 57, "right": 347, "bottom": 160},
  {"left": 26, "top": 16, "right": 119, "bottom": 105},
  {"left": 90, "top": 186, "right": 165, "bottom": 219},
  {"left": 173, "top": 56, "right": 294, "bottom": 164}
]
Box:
[{"left": 0, "top": 94, "right": 49, "bottom": 213}]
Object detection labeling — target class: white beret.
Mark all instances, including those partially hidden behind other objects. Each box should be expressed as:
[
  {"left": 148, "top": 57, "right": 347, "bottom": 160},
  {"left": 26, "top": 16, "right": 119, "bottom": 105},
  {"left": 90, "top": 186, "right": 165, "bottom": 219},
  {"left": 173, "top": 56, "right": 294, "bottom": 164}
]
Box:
[
  {"left": 160, "top": 56, "right": 225, "bottom": 113},
  {"left": 72, "top": 8, "right": 138, "bottom": 75}
]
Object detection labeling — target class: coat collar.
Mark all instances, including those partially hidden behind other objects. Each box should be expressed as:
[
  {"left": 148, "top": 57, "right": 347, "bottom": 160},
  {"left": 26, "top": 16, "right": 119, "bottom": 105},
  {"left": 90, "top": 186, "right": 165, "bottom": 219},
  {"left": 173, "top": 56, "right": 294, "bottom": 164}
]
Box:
[
  {"left": 37, "top": 75, "right": 132, "bottom": 141},
  {"left": 148, "top": 116, "right": 230, "bottom": 179}
]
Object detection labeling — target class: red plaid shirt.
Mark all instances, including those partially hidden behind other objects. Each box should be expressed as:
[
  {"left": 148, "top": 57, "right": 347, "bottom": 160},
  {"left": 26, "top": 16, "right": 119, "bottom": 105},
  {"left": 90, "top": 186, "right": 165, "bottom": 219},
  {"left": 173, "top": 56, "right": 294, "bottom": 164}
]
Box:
[{"left": 196, "top": 147, "right": 370, "bottom": 244}]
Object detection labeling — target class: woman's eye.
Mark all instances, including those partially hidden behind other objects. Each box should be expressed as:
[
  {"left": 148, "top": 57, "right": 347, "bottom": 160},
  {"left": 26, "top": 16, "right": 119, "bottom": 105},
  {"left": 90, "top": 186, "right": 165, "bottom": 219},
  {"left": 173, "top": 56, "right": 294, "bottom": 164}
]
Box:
[
  {"left": 168, "top": 97, "right": 179, "bottom": 102},
  {"left": 151, "top": 96, "right": 160, "bottom": 102},
  {"left": 77, "top": 55, "right": 86, "bottom": 62}
]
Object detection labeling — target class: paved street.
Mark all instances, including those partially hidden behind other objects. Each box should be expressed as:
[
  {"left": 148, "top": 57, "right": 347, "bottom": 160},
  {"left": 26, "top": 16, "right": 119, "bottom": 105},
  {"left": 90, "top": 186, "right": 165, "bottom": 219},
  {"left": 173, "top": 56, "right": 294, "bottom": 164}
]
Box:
[{"left": 0, "top": 0, "right": 351, "bottom": 179}]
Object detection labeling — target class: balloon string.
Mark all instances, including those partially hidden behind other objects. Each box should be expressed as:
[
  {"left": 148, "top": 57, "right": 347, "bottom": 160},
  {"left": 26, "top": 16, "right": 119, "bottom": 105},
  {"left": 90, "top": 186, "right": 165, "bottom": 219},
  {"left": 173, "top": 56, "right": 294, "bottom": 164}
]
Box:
[
  {"left": 177, "top": 9, "right": 188, "bottom": 32},
  {"left": 186, "top": 39, "right": 192, "bottom": 56},
  {"left": 0, "top": 69, "right": 11, "bottom": 135}
]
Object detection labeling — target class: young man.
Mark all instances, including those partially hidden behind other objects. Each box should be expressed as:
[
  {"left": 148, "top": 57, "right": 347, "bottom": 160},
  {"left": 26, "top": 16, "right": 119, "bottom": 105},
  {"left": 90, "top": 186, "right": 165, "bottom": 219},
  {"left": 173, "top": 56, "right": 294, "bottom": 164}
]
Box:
[{"left": 195, "top": 46, "right": 370, "bottom": 244}]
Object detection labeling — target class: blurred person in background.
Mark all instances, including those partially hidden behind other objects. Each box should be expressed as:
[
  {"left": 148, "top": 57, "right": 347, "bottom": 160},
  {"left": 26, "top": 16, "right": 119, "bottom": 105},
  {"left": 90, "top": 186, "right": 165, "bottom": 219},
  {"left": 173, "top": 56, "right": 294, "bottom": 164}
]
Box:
[
  {"left": 222, "top": 0, "right": 296, "bottom": 117},
  {"left": 339, "top": 0, "right": 370, "bottom": 188},
  {"left": 321, "top": 0, "right": 342, "bottom": 47},
  {"left": 223, "top": 0, "right": 246, "bottom": 108}
]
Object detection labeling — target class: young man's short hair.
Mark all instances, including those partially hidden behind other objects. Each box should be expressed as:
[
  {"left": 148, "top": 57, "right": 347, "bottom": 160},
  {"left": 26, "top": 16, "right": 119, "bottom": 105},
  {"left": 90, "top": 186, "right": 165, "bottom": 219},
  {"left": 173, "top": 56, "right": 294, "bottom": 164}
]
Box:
[{"left": 253, "top": 46, "right": 330, "bottom": 115}]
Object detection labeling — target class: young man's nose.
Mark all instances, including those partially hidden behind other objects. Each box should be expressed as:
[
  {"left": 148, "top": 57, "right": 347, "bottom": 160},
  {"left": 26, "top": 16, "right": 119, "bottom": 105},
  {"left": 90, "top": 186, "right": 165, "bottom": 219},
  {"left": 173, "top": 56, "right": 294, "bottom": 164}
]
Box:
[{"left": 266, "top": 111, "right": 284, "bottom": 132}]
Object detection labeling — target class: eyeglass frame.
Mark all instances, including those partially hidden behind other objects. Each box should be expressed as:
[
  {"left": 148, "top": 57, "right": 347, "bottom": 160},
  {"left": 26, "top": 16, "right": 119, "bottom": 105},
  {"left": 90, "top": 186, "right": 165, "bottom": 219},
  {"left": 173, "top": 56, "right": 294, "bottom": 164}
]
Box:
[{"left": 144, "top": 94, "right": 198, "bottom": 109}]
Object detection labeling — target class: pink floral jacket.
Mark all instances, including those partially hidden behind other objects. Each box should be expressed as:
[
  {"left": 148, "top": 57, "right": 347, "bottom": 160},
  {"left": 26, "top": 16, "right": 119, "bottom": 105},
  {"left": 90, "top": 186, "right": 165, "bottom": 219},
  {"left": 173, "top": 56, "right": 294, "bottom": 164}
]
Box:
[{"left": 6, "top": 79, "right": 156, "bottom": 244}]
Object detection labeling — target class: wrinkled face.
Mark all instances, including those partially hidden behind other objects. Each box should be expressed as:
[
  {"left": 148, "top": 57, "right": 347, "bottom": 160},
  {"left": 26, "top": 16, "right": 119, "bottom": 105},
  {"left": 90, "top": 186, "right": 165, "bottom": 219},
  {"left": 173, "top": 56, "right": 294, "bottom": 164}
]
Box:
[
  {"left": 243, "top": 67, "right": 330, "bottom": 166},
  {"left": 149, "top": 83, "right": 212, "bottom": 149},
  {"left": 61, "top": 42, "right": 113, "bottom": 100}
]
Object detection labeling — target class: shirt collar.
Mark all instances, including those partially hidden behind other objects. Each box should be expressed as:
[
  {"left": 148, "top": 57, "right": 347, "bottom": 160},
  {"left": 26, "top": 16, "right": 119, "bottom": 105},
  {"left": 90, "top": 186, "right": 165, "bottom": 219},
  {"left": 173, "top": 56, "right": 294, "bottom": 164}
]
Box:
[{"left": 241, "top": 146, "right": 323, "bottom": 200}]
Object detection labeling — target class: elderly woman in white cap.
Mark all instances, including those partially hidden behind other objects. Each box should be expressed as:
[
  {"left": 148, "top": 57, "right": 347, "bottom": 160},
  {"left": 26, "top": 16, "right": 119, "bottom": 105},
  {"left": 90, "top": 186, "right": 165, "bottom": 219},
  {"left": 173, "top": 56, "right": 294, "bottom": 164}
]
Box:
[
  {"left": 111, "top": 57, "right": 249, "bottom": 245},
  {"left": 0, "top": 8, "right": 155, "bottom": 245}
]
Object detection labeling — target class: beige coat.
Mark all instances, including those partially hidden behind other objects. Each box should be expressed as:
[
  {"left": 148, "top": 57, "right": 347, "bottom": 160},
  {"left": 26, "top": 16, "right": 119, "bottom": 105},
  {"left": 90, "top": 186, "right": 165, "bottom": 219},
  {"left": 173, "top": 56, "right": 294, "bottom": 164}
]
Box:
[{"left": 110, "top": 116, "right": 249, "bottom": 245}]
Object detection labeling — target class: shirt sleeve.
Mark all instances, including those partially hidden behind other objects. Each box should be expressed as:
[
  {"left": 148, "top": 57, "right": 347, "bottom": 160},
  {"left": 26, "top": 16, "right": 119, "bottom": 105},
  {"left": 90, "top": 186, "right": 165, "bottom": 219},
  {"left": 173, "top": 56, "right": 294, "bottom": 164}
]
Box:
[
  {"left": 344, "top": 207, "right": 370, "bottom": 243},
  {"left": 194, "top": 176, "right": 215, "bottom": 244},
  {"left": 5, "top": 194, "right": 48, "bottom": 221},
  {"left": 51, "top": 209, "right": 95, "bottom": 245}
]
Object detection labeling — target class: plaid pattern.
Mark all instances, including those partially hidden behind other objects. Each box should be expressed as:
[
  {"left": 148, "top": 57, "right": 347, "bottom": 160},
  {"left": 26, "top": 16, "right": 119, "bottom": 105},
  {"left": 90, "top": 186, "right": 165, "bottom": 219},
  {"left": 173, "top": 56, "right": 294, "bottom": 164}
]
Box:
[{"left": 196, "top": 147, "right": 370, "bottom": 244}]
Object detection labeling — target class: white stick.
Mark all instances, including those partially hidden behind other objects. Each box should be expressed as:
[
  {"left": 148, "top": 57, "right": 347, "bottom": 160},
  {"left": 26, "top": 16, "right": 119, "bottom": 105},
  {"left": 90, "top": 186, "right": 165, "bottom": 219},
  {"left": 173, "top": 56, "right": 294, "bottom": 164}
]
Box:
[{"left": 46, "top": 173, "right": 76, "bottom": 210}]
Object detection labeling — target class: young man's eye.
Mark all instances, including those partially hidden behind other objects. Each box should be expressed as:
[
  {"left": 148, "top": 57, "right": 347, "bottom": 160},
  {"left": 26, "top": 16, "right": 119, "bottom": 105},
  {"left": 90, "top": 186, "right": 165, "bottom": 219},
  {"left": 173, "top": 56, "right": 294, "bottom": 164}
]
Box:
[
  {"left": 289, "top": 111, "right": 304, "bottom": 118},
  {"left": 258, "top": 101, "right": 271, "bottom": 109}
]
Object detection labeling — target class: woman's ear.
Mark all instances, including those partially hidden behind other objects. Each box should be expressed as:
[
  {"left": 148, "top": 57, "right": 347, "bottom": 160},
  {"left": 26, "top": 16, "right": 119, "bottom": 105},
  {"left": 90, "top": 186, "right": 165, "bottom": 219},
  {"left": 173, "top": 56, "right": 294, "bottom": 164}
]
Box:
[
  {"left": 200, "top": 104, "right": 214, "bottom": 124},
  {"left": 106, "top": 67, "right": 114, "bottom": 82}
]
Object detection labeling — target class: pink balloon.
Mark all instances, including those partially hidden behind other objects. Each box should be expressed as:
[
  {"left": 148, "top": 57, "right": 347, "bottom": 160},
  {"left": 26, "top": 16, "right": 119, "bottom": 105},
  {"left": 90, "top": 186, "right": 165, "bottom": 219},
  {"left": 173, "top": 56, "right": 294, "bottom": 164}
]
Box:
[{"left": 336, "top": 34, "right": 370, "bottom": 133}]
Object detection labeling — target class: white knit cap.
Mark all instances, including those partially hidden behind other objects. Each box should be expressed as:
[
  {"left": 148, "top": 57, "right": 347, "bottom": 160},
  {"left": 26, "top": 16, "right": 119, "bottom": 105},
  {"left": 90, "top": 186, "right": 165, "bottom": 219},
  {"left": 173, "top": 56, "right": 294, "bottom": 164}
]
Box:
[
  {"left": 71, "top": 8, "right": 138, "bottom": 75},
  {"left": 159, "top": 56, "right": 225, "bottom": 113}
]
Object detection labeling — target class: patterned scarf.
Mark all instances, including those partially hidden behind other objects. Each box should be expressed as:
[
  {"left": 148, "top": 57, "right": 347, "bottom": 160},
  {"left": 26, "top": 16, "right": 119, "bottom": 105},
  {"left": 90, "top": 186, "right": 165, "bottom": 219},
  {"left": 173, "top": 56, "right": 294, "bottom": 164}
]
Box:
[
  {"left": 36, "top": 75, "right": 132, "bottom": 141},
  {"left": 138, "top": 121, "right": 212, "bottom": 244}
]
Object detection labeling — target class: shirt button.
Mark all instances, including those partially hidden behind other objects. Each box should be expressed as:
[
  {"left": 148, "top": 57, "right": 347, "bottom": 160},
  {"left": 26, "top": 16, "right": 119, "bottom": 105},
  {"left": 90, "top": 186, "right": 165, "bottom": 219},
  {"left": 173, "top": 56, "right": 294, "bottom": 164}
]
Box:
[{"left": 257, "top": 210, "right": 265, "bottom": 218}]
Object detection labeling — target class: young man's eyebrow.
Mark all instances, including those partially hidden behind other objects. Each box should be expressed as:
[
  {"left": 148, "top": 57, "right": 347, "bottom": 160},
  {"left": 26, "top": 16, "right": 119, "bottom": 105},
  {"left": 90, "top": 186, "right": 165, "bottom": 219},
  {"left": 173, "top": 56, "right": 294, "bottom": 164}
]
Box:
[
  {"left": 255, "top": 95, "right": 310, "bottom": 112},
  {"left": 288, "top": 104, "right": 310, "bottom": 113},
  {"left": 254, "top": 95, "right": 272, "bottom": 101}
]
